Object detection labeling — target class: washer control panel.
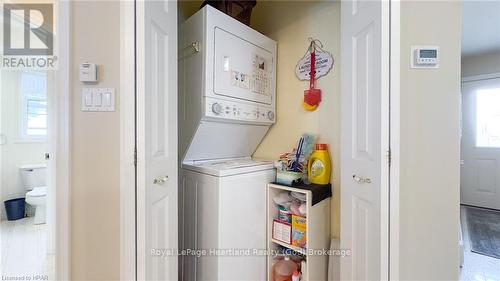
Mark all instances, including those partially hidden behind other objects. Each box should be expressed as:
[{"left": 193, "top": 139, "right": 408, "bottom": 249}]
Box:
[{"left": 205, "top": 98, "right": 275, "bottom": 124}]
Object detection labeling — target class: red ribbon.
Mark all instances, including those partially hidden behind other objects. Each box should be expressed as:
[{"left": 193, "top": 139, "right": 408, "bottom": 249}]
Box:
[
  {"left": 304, "top": 50, "right": 321, "bottom": 107},
  {"left": 310, "top": 50, "right": 316, "bottom": 89}
]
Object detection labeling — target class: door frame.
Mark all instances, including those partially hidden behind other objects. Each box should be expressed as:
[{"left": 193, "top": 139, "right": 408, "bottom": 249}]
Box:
[
  {"left": 118, "top": 1, "right": 401, "bottom": 280},
  {"left": 462, "top": 72, "right": 500, "bottom": 83},
  {"left": 460, "top": 72, "right": 500, "bottom": 209},
  {"left": 120, "top": 1, "right": 180, "bottom": 279},
  {"left": 339, "top": 0, "right": 400, "bottom": 279},
  {"left": 389, "top": 1, "right": 401, "bottom": 280},
  {"left": 54, "top": 1, "right": 71, "bottom": 280},
  {"left": 120, "top": 1, "right": 137, "bottom": 280}
]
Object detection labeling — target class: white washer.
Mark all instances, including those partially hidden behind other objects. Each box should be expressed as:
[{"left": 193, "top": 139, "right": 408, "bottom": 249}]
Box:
[
  {"left": 179, "top": 6, "right": 277, "bottom": 281},
  {"left": 180, "top": 159, "right": 275, "bottom": 281}
]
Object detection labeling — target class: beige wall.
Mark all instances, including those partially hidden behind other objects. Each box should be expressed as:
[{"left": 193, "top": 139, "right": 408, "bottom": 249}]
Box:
[
  {"left": 71, "top": 1, "right": 120, "bottom": 280},
  {"left": 399, "top": 1, "right": 461, "bottom": 280},
  {"left": 251, "top": 1, "right": 341, "bottom": 238},
  {"left": 178, "top": 0, "right": 200, "bottom": 23},
  {"left": 177, "top": 1, "right": 341, "bottom": 238},
  {"left": 462, "top": 50, "right": 500, "bottom": 77}
]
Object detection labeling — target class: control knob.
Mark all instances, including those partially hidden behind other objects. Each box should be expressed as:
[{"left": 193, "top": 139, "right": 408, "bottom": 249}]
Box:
[
  {"left": 211, "top": 103, "right": 223, "bottom": 115},
  {"left": 267, "top": 111, "right": 275, "bottom": 120}
]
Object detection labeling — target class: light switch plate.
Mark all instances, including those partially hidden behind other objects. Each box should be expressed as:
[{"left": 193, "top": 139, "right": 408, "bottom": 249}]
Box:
[{"left": 81, "top": 88, "right": 115, "bottom": 111}]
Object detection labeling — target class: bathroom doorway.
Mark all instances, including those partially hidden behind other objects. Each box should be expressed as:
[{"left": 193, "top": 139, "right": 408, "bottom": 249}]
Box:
[
  {"left": 0, "top": 70, "right": 55, "bottom": 280},
  {"left": 0, "top": 1, "right": 70, "bottom": 280}
]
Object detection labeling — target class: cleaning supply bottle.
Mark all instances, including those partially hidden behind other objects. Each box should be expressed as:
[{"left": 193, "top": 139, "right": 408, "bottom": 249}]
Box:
[
  {"left": 273, "top": 256, "right": 298, "bottom": 281},
  {"left": 308, "top": 143, "right": 331, "bottom": 185}
]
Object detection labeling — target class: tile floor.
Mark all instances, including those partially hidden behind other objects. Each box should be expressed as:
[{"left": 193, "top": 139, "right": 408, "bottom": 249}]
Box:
[
  {"left": 460, "top": 206, "right": 500, "bottom": 281},
  {"left": 2, "top": 207, "right": 499, "bottom": 281},
  {"left": 0, "top": 217, "right": 55, "bottom": 280}
]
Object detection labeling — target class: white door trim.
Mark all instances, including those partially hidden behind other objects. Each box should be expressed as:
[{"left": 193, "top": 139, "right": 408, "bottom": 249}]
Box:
[
  {"left": 462, "top": 72, "right": 500, "bottom": 83},
  {"left": 120, "top": 1, "right": 136, "bottom": 280},
  {"left": 55, "top": 1, "right": 71, "bottom": 280},
  {"left": 382, "top": 2, "right": 391, "bottom": 279},
  {"left": 389, "top": 0, "right": 401, "bottom": 280}
]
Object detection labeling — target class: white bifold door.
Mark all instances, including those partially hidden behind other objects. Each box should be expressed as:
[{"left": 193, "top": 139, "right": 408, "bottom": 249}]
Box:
[
  {"left": 136, "top": 0, "right": 178, "bottom": 280},
  {"left": 340, "top": 0, "right": 390, "bottom": 280},
  {"left": 461, "top": 77, "right": 500, "bottom": 210}
]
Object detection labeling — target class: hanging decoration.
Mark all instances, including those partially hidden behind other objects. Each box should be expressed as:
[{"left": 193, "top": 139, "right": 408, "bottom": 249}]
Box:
[
  {"left": 295, "top": 38, "right": 334, "bottom": 81},
  {"left": 295, "top": 38, "right": 334, "bottom": 111}
]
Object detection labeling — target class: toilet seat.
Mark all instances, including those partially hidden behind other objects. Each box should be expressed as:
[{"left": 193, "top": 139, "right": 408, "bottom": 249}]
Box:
[{"left": 26, "top": 186, "right": 46, "bottom": 197}]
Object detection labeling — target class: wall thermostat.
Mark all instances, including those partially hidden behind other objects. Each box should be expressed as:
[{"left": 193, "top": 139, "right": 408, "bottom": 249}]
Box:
[
  {"left": 411, "top": 46, "right": 439, "bottom": 69},
  {"left": 80, "top": 63, "right": 98, "bottom": 82}
]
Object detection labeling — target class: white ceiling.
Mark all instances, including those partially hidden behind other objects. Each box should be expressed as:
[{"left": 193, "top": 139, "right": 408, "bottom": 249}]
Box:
[{"left": 462, "top": 0, "right": 500, "bottom": 57}]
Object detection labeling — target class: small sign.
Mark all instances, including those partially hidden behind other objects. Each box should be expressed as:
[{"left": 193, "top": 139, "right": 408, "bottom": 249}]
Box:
[
  {"left": 2, "top": 3, "right": 58, "bottom": 69},
  {"left": 295, "top": 50, "right": 334, "bottom": 81}
]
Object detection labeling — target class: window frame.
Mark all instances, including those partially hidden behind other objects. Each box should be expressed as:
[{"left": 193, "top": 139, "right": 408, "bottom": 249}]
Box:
[
  {"left": 19, "top": 71, "right": 48, "bottom": 140},
  {"left": 475, "top": 87, "right": 500, "bottom": 148}
]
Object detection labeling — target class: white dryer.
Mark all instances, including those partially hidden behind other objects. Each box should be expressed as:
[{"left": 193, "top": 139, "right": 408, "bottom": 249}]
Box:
[
  {"left": 179, "top": 5, "right": 277, "bottom": 281},
  {"left": 179, "top": 5, "right": 277, "bottom": 162}
]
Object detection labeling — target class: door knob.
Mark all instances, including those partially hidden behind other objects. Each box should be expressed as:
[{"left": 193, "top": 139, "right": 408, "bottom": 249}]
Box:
[
  {"left": 153, "top": 176, "right": 169, "bottom": 185},
  {"left": 353, "top": 175, "right": 372, "bottom": 184}
]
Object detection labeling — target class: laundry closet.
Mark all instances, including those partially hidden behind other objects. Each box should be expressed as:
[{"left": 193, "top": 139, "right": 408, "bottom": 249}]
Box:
[{"left": 177, "top": 1, "right": 340, "bottom": 280}]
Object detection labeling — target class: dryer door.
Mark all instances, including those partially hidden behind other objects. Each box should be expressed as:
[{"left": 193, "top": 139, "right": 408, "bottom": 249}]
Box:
[{"left": 213, "top": 27, "right": 274, "bottom": 105}]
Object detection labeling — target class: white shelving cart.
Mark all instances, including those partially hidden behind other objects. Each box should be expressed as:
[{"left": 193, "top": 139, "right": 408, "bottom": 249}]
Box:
[{"left": 267, "top": 183, "right": 332, "bottom": 281}]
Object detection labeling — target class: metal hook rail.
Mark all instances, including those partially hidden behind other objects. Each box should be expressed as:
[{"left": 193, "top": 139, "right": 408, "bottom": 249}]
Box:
[{"left": 179, "top": 41, "right": 200, "bottom": 59}]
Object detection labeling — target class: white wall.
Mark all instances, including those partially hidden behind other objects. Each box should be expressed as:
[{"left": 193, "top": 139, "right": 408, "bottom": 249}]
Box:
[
  {"left": 0, "top": 71, "right": 47, "bottom": 220},
  {"left": 462, "top": 50, "right": 500, "bottom": 77},
  {"left": 399, "top": 1, "right": 461, "bottom": 280}
]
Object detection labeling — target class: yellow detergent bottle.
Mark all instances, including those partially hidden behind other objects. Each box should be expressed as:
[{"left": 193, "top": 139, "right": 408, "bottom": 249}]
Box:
[{"left": 308, "top": 144, "right": 331, "bottom": 185}]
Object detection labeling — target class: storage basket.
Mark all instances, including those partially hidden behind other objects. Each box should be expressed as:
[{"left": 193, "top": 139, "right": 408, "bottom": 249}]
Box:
[{"left": 201, "top": 0, "right": 256, "bottom": 26}]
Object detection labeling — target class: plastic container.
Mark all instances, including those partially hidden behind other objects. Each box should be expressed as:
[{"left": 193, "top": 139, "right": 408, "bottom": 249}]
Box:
[
  {"left": 276, "top": 170, "right": 303, "bottom": 186},
  {"left": 273, "top": 256, "right": 298, "bottom": 281},
  {"left": 278, "top": 205, "right": 292, "bottom": 223},
  {"left": 301, "top": 260, "right": 307, "bottom": 280},
  {"left": 292, "top": 270, "right": 301, "bottom": 281},
  {"left": 308, "top": 143, "right": 331, "bottom": 185},
  {"left": 4, "top": 198, "right": 26, "bottom": 221}
]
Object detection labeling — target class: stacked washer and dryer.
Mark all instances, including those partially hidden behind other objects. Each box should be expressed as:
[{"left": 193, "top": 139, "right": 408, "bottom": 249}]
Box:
[{"left": 179, "top": 6, "right": 277, "bottom": 281}]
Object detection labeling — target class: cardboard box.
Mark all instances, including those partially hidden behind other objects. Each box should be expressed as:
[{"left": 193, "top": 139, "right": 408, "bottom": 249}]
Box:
[
  {"left": 291, "top": 215, "right": 307, "bottom": 248},
  {"left": 273, "top": 219, "right": 292, "bottom": 244}
]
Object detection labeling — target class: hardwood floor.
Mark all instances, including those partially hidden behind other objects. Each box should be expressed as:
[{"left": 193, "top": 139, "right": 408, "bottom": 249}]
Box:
[{"left": 0, "top": 217, "right": 54, "bottom": 280}]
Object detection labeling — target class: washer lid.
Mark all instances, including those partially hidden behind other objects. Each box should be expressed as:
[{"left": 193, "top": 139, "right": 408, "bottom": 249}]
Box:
[
  {"left": 183, "top": 121, "right": 270, "bottom": 162},
  {"left": 183, "top": 159, "right": 275, "bottom": 177},
  {"left": 27, "top": 186, "right": 47, "bottom": 197}
]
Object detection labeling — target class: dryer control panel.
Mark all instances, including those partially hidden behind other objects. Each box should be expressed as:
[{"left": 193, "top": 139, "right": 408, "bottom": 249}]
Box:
[{"left": 205, "top": 97, "right": 275, "bottom": 124}]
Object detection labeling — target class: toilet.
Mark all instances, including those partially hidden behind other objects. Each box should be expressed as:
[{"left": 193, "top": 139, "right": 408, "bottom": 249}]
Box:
[{"left": 19, "top": 164, "right": 47, "bottom": 224}]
